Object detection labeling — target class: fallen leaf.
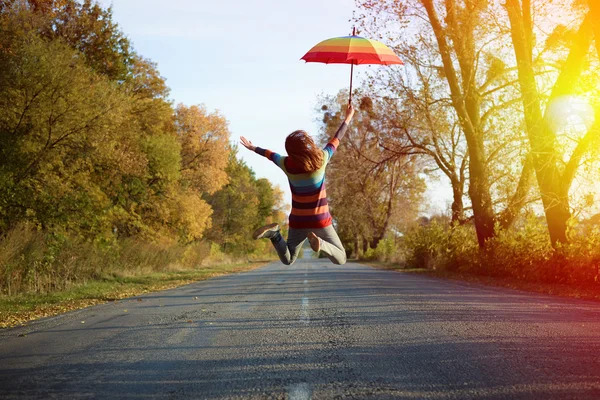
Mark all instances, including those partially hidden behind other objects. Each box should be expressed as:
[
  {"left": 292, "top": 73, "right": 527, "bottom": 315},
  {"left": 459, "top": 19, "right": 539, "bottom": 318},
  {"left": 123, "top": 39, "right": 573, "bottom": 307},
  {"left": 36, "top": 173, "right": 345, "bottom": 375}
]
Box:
[
  {"left": 81, "top": 321, "right": 85, "bottom": 324},
  {"left": 187, "top": 320, "right": 193, "bottom": 323}
]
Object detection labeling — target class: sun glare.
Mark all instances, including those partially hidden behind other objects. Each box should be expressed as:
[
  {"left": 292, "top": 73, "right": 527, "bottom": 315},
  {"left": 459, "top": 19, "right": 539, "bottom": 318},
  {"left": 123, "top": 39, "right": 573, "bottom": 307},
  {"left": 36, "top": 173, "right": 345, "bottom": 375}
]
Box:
[{"left": 545, "top": 95, "right": 596, "bottom": 133}]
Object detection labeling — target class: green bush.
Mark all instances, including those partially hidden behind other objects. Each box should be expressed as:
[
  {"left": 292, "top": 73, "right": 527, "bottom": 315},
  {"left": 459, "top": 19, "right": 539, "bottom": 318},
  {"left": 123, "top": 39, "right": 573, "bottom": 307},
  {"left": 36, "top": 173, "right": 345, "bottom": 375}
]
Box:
[
  {"left": 402, "top": 222, "right": 449, "bottom": 269},
  {"left": 373, "top": 238, "right": 397, "bottom": 262},
  {"left": 480, "top": 216, "right": 553, "bottom": 279},
  {"left": 399, "top": 215, "right": 600, "bottom": 285},
  {"left": 444, "top": 224, "right": 479, "bottom": 272}
]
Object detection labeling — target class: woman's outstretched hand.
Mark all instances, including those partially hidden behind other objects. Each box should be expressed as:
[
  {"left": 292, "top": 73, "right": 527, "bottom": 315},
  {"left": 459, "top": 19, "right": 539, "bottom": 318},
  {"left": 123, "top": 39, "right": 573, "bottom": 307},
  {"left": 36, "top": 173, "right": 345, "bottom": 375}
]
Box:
[
  {"left": 344, "top": 104, "right": 355, "bottom": 123},
  {"left": 240, "top": 136, "right": 256, "bottom": 151}
]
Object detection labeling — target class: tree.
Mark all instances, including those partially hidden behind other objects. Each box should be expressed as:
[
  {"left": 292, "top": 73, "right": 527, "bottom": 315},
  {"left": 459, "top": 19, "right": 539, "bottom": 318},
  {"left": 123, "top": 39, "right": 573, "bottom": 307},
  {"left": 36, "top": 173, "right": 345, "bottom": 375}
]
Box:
[
  {"left": 1, "top": 0, "right": 134, "bottom": 81},
  {"left": 0, "top": 35, "right": 140, "bottom": 234},
  {"left": 205, "top": 148, "right": 286, "bottom": 255},
  {"left": 0, "top": 3, "right": 228, "bottom": 244},
  {"left": 318, "top": 93, "right": 425, "bottom": 255},
  {"left": 417, "top": 0, "right": 497, "bottom": 246},
  {"left": 364, "top": 48, "right": 470, "bottom": 224},
  {"left": 174, "top": 104, "right": 230, "bottom": 195},
  {"left": 505, "top": 0, "right": 600, "bottom": 245},
  {"left": 355, "top": 0, "right": 594, "bottom": 248},
  {"left": 356, "top": 0, "right": 506, "bottom": 246}
]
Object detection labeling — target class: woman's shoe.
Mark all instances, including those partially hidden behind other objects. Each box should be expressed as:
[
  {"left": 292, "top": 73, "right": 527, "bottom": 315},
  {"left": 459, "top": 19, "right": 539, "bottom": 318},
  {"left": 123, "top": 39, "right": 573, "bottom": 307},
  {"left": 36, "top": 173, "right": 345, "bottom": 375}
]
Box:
[
  {"left": 307, "top": 232, "right": 321, "bottom": 252},
  {"left": 253, "top": 223, "right": 280, "bottom": 239}
]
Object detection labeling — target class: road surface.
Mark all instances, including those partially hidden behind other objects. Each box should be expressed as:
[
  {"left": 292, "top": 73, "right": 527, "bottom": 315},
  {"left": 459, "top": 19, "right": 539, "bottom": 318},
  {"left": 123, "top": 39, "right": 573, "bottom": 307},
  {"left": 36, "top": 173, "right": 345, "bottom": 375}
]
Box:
[{"left": 1, "top": 252, "right": 600, "bottom": 399}]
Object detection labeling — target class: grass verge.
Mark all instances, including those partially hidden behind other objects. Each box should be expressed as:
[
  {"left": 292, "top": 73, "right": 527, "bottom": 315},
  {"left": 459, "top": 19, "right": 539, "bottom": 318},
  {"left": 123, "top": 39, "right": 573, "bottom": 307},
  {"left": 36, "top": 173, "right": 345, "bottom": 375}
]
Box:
[
  {"left": 360, "top": 260, "right": 600, "bottom": 302},
  {"left": 0, "top": 262, "right": 267, "bottom": 329}
]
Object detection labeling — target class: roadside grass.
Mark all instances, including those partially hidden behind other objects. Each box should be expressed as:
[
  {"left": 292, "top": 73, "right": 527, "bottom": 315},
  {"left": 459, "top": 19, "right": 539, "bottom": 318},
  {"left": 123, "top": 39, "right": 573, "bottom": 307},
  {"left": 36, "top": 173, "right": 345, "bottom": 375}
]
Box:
[
  {"left": 0, "top": 262, "right": 267, "bottom": 329},
  {"left": 361, "top": 260, "right": 600, "bottom": 302}
]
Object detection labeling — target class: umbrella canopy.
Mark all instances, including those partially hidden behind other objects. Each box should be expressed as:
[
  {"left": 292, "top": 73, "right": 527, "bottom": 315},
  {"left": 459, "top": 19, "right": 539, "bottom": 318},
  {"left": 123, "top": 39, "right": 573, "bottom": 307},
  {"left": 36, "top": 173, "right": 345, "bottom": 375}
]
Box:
[
  {"left": 301, "top": 30, "right": 402, "bottom": 103},
  {"left": 301, "top": 35, "right": 403, "bottom": 66}
]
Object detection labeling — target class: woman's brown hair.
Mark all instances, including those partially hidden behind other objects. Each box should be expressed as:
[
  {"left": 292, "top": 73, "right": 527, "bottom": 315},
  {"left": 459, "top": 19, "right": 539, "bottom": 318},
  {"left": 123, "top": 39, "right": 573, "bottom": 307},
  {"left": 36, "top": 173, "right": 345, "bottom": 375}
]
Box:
[{"left": 285, "top": 130, "right": 323, "bottom": 172}]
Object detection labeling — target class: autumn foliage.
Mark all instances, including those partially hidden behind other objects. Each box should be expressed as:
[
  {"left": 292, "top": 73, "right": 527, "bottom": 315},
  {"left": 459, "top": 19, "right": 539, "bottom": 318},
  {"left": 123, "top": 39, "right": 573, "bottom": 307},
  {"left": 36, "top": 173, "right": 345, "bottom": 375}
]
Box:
[{"left": 0, "top": 0, "right": 285, "bottom": 295}]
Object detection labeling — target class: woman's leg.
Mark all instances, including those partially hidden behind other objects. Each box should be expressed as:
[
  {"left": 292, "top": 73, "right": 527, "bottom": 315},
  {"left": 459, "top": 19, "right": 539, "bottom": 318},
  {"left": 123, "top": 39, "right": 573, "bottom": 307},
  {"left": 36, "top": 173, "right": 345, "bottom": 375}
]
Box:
[
  {"left": 270, "top": 228, "right": 307, "bottom": 265},
  {"left": 311, "top": 225, "right": 347, "bottom": 265}
]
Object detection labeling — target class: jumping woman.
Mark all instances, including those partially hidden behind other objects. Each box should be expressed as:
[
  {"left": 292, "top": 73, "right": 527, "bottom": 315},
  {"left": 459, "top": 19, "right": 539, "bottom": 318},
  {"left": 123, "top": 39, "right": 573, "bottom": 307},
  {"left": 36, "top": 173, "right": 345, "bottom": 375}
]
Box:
[{"left": 240, "top": 104, "right": 355, "bottom": 266}]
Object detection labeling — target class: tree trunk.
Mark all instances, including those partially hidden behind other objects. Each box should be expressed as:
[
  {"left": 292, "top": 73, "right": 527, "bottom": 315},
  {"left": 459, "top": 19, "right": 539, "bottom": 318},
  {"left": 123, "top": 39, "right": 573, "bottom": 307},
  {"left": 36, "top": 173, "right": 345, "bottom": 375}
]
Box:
[
  {"left": 506, "top": 0, "right": 593, "bottom": 245},
  {"left": 354, "top": 235, "right": 361, "bottom": 259},
  {"left": 450, "top": 181, "right": 464, "bottom": 224},
  {"left": 422, "top": 0, "right": 496, "bottom": 247},
  {"left": 507, "top": 4, "right": 568, "bottom": 243},
  {"left": 466, "top": 146, "right": 495, "bottom": 246},
  {"left": 498, "top": 154, "right": 534, "bottom": 230},
  {"left": 370, "top": 237, "right": 380, "bottom": 249}
]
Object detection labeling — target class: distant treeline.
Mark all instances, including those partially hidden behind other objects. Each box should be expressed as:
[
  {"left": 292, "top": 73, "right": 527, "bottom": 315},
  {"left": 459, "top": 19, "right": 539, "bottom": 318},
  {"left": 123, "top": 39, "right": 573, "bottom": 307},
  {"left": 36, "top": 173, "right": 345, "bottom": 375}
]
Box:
[{"left": 0, "top": 0, "right": 286, "bottom": 295}]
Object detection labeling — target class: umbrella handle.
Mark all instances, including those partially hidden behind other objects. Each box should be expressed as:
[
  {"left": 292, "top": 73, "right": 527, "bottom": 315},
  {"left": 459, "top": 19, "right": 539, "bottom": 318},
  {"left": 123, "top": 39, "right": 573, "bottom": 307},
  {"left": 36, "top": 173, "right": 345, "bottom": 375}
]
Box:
[
  {"left": 349, "top": 62, "right": 354, "bottom": 105},
  {"left": 349, "top": 27, "right": 356, "bottom": 105}
]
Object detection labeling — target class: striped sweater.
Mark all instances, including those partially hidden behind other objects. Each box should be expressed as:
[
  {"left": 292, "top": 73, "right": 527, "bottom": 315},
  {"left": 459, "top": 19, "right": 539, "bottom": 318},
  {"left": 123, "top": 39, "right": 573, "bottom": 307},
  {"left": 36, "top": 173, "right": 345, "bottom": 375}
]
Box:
[{"left": 255, "top": 122, "right": 348, "bottom": 229}]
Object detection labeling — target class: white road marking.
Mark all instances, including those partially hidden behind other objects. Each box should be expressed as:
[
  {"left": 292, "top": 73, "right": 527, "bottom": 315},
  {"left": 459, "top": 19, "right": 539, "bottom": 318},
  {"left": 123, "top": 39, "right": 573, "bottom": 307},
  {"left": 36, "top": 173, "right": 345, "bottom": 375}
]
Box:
[
  {"left": 300, "top": 297, "right": 309, "bottom": 324},
  {"left": 288, "top": 382, "right": 312, "bottom": 400}
]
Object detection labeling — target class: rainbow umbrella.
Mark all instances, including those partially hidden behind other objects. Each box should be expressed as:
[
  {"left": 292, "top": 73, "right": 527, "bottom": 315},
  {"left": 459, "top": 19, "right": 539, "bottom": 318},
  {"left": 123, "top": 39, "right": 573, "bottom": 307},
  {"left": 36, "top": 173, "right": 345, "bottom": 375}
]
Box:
[{"left": 301, "top": 28, "right": 403, "bottom": 103}]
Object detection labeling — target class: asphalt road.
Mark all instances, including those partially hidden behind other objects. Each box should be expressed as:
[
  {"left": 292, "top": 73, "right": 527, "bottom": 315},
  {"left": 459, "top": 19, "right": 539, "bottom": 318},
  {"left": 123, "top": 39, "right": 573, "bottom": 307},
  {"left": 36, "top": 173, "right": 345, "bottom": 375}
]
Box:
[{"left": 2, "top": 251, "right": 600, "bottom": 399}]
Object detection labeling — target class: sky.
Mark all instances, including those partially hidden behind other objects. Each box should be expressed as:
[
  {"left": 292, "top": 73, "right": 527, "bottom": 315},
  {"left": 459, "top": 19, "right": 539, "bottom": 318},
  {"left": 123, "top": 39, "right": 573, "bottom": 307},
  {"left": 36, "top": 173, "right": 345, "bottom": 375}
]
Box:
[{"left": 98, "top": 0, "right": 452, "bottom": 213}]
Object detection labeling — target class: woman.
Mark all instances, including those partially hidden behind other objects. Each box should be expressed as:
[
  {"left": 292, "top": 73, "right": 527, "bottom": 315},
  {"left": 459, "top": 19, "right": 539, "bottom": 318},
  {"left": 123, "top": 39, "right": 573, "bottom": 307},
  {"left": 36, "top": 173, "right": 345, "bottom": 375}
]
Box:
[{"left": 240, "top": 104, "right": 355, "bottom": 266}]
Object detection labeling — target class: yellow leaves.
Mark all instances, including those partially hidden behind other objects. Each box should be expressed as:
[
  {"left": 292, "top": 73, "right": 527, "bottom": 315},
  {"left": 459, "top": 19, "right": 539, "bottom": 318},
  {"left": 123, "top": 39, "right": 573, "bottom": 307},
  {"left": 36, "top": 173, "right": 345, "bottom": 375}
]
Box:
[
  {"left": 175, "top": 104, "right": 231, "bottom": 195},
  {"left": 170, "top": 189, "right": 213, "bottom": 242},
  {"left": 143, "top": 134, "right": 182, "bottom": 183},
  {"left": 0, "top": 298, "right": 103, "bottom": 329},
  {"left": 127, "top": 56, "right": 170, "bottom": 100}
]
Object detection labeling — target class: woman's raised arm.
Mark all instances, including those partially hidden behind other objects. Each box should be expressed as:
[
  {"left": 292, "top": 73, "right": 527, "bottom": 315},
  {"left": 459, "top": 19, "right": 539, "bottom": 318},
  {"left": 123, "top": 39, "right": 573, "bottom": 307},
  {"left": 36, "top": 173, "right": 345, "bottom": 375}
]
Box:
[
  {"left": 332, "top": 104, "right": 355, "bottom": 142},
  {"left": 323, "top": 104, "right": 355, "bottom": 159}
]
